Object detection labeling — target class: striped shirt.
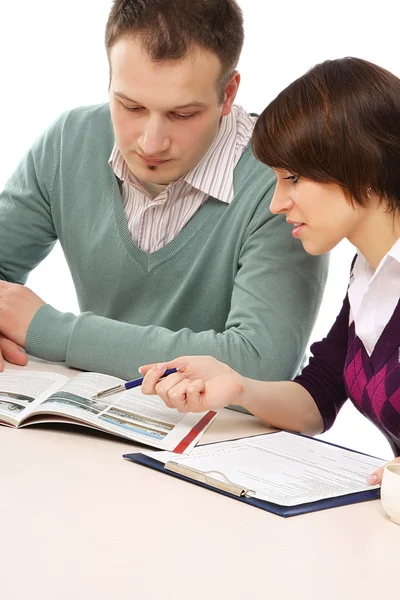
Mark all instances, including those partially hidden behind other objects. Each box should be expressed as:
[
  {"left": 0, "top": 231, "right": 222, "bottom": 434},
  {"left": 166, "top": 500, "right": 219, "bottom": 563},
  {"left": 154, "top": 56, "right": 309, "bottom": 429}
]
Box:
[{"left": 109, "top": 104, "right": 256, "bottom": 253}]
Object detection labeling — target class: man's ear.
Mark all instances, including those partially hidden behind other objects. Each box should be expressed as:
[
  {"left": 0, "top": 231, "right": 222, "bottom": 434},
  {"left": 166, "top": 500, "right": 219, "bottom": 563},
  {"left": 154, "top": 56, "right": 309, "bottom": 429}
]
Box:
[{"left": 221, "top": 71, "right": 241, "bottom": 116}]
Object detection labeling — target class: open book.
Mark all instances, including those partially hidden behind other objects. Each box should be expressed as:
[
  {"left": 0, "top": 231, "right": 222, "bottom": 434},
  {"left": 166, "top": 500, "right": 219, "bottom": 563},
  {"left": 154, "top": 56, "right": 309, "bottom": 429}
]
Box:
[{"left": 0, "top": 370, "right": 217, "bottom": 452}]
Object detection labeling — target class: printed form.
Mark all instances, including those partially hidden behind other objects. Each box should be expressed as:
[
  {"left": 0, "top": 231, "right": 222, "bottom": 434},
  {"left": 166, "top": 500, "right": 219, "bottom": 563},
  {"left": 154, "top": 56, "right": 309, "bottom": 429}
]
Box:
[{"left": 145, "top": 431, "right": 386, "bottom": 506}]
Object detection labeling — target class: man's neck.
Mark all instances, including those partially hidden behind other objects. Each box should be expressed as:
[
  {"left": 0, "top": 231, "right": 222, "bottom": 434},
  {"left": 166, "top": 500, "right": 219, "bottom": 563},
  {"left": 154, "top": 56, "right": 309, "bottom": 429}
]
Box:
[{"left": 142, "top": 180, "right": 169, "bottom": 199}]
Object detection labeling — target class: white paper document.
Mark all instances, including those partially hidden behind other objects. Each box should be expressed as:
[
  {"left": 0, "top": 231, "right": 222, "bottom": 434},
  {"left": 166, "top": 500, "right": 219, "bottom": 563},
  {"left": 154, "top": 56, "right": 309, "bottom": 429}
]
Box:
[{"left": 144, "top": 431, "right": 386, "bottom": 506}]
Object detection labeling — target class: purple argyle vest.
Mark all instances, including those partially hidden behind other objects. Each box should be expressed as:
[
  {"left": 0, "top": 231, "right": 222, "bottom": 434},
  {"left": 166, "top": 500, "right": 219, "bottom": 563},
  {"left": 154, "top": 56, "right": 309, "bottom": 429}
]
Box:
[{"left": 344, "top": 304, "right": 400, "bottom": 455}]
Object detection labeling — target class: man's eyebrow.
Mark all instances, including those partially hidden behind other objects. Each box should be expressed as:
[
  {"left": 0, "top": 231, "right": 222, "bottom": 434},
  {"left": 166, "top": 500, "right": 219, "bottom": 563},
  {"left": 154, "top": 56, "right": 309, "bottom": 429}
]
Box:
[
  {"left": 173, "top": 101, "right": 207, "bottom": 109},
  {"left": 113, "top": 92, "right": 207, "bottom": 110},
  {"left": 114, "top": 91, "right": 138, "bottom": 102}
]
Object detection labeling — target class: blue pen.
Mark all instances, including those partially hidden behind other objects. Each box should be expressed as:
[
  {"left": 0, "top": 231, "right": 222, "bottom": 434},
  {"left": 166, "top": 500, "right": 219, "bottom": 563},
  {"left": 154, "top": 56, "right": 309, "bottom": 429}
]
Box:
[{"left": 91, "top": 367, "right": 179, "bottom": 400}]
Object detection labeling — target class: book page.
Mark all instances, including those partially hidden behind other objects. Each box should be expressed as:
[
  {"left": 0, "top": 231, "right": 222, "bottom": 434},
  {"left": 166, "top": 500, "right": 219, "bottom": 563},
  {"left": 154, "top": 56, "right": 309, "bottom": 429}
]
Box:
[
  {"left": 143, "top": 431, "right": 387, "bottom": 506},
  {"left": 0, "top": 370, "right": 69, "bottom": 426},
  {"left": 25, "top": 371, "right": 216, "bottom": 452}
]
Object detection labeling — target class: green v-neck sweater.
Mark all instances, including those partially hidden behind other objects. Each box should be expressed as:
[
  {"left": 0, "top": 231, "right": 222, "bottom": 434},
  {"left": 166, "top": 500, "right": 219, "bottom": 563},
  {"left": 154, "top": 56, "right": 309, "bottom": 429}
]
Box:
[{"left": 0, "top": 104, "right": 328, "bottom": 381}]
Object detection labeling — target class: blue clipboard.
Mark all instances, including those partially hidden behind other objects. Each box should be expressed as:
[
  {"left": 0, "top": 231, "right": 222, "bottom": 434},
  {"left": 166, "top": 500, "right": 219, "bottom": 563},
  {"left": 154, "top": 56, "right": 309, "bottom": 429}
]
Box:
[{"left": 123, "top": 432, "right": 382, "bottom": 518}]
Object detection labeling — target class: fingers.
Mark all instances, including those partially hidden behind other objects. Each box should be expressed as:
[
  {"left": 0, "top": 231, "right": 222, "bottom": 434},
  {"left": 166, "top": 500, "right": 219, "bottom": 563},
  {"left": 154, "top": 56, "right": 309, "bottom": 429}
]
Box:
[
  {"left": 139, "top": 358, "right": 187, "bottom": 377},
  {"left": 155, "top": 377, "right": 192, "bottom": 412},
  {"left": 141, "top": 364, "right": 182, "bottom": 394},
  {"left": 368, "top": 456, "right": 400, "bottom": 486},
  {"left": 185, "top": 379, "right": 208, "bottom": 411},
  {"left": 141, "top": 363, "right": 208, "bottom": 413},
  {"left": 138, "top": 363, "right": 159, "bottom": 376},
  {"left": 155, "top": 377, "right": 207, "bottom": 413},
  {"left": 368, "top": 467, "right": 384, "bottom": 486},
  {"left": 0, "top": 336, "right": 28, "bottom": 368}
]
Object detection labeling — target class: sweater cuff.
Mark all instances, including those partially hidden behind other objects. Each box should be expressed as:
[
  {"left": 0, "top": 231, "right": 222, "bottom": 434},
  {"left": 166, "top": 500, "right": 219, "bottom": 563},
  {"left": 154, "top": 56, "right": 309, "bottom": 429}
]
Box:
[{"left": 25, "top": 304, "right": 77, "bottom": 362}]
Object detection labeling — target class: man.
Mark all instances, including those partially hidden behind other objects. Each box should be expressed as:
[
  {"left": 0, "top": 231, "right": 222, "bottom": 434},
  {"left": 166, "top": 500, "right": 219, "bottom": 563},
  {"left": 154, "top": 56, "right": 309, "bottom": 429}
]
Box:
[{"left": 0, "top": 0, "right": 327, "bottom": 384}]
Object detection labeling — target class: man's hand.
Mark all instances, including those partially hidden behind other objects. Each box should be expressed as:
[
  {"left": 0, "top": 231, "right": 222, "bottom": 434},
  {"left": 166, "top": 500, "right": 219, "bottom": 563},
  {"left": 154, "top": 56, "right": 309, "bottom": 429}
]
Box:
[
  {"left": 368, "top": 456, "right": 400, "bottom": 486},
  {"left": 0, "top": 282, "right": 45, "bottom": 347},
  {"left": 0, "top": 334, "right": 28, "bottom": 371}
]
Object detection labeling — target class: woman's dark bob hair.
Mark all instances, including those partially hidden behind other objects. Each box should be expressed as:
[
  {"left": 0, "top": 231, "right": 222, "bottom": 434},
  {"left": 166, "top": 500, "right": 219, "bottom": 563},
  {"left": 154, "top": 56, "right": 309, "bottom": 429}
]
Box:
[{"left": 252, "top": 57, "right": 400, "bottom": 210}]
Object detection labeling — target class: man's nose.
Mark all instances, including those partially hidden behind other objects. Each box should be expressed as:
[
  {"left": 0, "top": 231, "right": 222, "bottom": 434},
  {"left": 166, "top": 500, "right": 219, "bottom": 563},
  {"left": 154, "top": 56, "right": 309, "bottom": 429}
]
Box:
[{"left": 138, "top": 118, "right": 170, "bottom": 156}]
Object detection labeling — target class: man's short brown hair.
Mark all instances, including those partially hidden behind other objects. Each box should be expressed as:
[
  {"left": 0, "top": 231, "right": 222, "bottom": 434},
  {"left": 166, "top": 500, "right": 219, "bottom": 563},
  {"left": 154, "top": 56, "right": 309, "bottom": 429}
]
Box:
[
  {"left": 105, "top": 0, "right": 244, "bottom": 101},
  {"left": 252, "top": 57, "right": 400, "bottom": 211}
]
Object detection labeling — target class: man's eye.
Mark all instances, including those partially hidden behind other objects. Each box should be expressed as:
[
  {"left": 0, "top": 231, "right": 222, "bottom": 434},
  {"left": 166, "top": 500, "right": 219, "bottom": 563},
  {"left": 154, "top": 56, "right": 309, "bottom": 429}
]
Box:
[
  {"left": 125, "top": 106, "right": 142, "bottom": 112},
  {"left": 282, "top": 175, "right": 299, "bottom": 184},
  {"left": 172, "top": 112, "right": 196, "bottom": 120}
]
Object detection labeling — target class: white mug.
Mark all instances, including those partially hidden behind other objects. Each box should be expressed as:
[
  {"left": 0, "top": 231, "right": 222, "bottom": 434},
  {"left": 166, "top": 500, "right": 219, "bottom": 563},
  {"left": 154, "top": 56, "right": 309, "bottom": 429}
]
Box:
[{"left": 380, "top": 463, "right": 400, "bottom": 524}]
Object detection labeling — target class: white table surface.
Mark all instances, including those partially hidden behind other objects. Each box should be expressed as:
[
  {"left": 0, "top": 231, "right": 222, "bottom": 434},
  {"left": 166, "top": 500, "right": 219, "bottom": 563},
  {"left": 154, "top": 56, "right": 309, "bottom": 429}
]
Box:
[{"left": 0, "top": 359, "right": 398, "bottom": 600}]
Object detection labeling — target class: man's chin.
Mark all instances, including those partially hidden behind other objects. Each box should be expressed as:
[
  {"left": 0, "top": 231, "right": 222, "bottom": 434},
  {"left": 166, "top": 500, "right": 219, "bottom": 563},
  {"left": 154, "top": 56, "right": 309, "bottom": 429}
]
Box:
[{"left": 129, "top": 161, "right": 183, "bottom": 185}]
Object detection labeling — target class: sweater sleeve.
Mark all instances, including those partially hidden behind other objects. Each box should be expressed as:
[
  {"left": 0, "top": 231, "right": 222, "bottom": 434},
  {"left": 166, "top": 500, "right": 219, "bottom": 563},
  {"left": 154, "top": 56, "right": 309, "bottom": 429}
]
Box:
[
  {"left": 0, "top": 118, "right": 62, "bottom": 283},
  {"left": 294, "top": 294, "right": 350, "bottom": 431},
  {"left": 2, "top": 113, "right": 328, "bottom": 383},
  {"left": 25, "top": 196, "right": 328, "bottom": 383}
]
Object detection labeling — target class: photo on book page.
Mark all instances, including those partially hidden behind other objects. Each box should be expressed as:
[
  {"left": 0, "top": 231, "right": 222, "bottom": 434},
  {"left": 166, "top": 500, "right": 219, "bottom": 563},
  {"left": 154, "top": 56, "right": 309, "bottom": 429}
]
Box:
[
  {"left": 0, "top": 391, "right": 36, "bottom": 414},
  {"left": 0, "top": 370, "right": 218, "bottom": 453}
]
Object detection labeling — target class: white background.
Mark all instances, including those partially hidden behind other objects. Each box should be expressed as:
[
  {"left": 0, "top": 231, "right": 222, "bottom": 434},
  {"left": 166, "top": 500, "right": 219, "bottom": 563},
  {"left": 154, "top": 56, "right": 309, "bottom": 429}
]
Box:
[{"left": 0, "top": 0, "right": 398, "bottom": 459}]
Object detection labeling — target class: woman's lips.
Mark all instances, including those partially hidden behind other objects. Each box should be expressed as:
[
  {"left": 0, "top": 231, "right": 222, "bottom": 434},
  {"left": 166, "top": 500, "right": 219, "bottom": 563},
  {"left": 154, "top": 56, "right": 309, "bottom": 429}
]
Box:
[{"left": 292, "top": 223, "right": 305, "bottom": 238}]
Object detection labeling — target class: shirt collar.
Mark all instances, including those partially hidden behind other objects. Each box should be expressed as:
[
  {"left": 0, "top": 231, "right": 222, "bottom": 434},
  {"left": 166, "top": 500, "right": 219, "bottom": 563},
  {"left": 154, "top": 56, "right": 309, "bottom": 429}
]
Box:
[
  {"left": 183, "top": 106, "right": 239, "bottom": 203},
  {"left": 354, "top": 237, "right": 400, "bottom": 285},
  {"left": 388, "top": 237, "right": 400, "bottom": 262}
]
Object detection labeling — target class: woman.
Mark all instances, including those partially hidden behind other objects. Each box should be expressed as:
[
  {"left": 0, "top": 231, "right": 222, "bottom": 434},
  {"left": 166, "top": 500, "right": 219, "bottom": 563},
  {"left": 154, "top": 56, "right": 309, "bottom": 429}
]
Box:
[{"left": 140, "top": 57, "right": 400, "bottom": 485}]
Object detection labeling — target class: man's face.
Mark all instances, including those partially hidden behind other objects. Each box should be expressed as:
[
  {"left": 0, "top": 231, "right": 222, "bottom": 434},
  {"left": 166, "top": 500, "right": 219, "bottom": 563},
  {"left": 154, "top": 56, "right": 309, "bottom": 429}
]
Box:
[{"left": 109, "top": 38, "right": 236, "bottom": 184}]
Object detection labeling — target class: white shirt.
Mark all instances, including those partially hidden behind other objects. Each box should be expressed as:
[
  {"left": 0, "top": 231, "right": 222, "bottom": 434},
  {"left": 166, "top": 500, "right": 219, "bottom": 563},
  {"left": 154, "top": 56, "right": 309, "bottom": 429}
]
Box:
[
  {"left": 348, "top": 238, "right": 400, "bottom": 355},
  {"left": 109, "top": 105, "right": 256, "bottom": 253}
]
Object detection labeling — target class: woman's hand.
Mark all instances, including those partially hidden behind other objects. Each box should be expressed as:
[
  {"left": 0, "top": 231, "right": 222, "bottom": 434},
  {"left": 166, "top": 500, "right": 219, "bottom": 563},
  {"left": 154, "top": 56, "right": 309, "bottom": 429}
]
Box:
[
  {"left": 140, "top": 356, "right": 246, "bottom": 413},
  {"left": 368, "top": 456, "right": 400, "bottom": 486},
  {"left": 140, "top": 356, "right": 323, "bottom": 434}
]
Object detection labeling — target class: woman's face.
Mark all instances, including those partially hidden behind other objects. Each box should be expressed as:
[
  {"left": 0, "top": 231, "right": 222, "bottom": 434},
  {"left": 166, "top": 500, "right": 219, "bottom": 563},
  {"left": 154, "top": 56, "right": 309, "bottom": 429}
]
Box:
[{"left": 270, "top": 170, "right": 363, "bottom": 255}]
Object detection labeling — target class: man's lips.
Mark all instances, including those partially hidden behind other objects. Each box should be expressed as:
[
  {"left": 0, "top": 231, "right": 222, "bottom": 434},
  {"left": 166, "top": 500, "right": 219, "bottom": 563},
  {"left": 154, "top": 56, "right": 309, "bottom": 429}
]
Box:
[{"left": 137, "top": 153, "right": 170, "bottom": 166}]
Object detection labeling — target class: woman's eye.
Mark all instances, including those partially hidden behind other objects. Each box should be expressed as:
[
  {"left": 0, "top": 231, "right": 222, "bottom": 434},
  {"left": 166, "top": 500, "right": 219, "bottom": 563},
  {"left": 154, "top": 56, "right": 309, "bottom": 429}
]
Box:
[{"left": 283, "top": 175, "right": 299, "bottom": 184}]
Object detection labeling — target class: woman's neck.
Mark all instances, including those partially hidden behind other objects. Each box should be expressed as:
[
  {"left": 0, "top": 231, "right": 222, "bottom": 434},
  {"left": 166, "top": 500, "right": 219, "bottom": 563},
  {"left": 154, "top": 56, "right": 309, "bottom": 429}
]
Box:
[{"left": 348, "top": 197, "right": 400, "bottom": 270}]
